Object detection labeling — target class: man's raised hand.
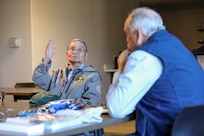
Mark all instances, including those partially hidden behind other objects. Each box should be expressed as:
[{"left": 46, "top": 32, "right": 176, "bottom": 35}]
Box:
[{"left": 45, "top": 39, "right": 56, "bottom": 59}]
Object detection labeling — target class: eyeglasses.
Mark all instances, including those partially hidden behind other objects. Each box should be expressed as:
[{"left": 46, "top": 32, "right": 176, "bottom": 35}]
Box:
[{"left": 67, "top": 47, "right": 87, "bottom": 53}]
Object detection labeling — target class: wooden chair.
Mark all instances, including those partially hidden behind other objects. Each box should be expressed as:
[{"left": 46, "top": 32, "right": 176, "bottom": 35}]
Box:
[
  {"left": 171, "top": 105, "right": 204, "bottom": 136},
  {"left": 15, "top": 82, "right": 36, "bottom": 88},
  {"left": 14, "top": 82, "right": 36, "bottom": 102}
]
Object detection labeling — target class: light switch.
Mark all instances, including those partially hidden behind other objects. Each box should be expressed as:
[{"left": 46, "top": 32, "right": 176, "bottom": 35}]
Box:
[{"left": 11, "top": 37, "right": 20, "bottom": 48}]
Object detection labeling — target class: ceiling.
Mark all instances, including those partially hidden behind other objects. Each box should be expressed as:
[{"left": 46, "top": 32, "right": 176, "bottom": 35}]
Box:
[{"left": 138, "top": 0, "right": 204, "bottom": 10}]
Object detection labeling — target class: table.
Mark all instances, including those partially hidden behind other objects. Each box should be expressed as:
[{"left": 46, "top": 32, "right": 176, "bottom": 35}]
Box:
[
  {"left": 0, "top": 88, "right": 44, "bottom": 102},
  {"left": 0, "top": 102, "right": 136, "bottom": 136},
  {"left": 42, "top": 113, "right": 135, "bottom": 136},
  {"left": 0, "top": 101, "right": 30, "bottom": 119}
]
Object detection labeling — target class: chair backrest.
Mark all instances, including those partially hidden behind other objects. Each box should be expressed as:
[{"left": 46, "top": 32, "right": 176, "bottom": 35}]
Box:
[
  {"left": 15, "top": 82, "right": 36, "bottom": 88},
  {"left": 171, "top": 105, "right": 204, "bottom": 136}
]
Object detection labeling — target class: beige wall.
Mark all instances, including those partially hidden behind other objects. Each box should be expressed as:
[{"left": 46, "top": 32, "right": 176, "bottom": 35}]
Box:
[
  {"left": 0, "top": 0, "right": 32, "bottom": 87},
  {"left": 159, "top": 7, "right": 204, "bottom": 51}
]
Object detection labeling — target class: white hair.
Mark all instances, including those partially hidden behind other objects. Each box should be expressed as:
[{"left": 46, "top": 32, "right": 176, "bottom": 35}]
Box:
[
  {"left": 67, "top": 38, "right": 88, "bottom": 52},
  {"left": 127, "top": 7, "right": 165, "bottom": 37}
]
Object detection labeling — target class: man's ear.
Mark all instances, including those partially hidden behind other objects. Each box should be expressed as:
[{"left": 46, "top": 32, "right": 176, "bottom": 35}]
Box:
[
  {"left": 65, "top": 50, "right": 68, "bottom": 59},
  {"left": 135, "top": 29, "right": 145, "bottom": 46},
  {"left": 134, "top": 29, "right": 140, "bottom": 38},
  {"left": 85, "top": 52, "right": 88, "bottom": 60}
]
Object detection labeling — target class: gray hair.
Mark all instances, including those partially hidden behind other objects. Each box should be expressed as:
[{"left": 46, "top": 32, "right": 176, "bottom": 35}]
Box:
[
  {"left": 67, "top": 38, "right": 88, "bottom": 52},
  {"left": 127, "top": 7, "right": 165, "bottom": 37}
]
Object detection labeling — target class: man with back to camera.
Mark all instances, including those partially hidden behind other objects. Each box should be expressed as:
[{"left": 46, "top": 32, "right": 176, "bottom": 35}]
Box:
[{"left": 106, "top": 7, "right": 204, "bottom": 136}]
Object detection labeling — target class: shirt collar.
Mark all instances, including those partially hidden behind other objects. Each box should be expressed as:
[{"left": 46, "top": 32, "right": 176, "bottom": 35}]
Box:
[{"left": 68, "top": 63, "right": 85, "bottom": 71}]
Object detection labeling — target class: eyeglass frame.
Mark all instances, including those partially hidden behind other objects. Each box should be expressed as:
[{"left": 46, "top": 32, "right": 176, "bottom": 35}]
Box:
[
  {"left": 67, "top": 47, "right": 87, "bottom": 53},
  {"left": 67, "top": 38, "right": 88, "bottom": 54}
]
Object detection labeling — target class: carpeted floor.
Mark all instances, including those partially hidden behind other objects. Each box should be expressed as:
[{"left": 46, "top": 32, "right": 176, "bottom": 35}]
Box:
[
  {"left": 103, "top": 120, "right": 135, "bottom": 136},
  {"left": 104, "top": 132, "right": 127, "bottom": 136}
]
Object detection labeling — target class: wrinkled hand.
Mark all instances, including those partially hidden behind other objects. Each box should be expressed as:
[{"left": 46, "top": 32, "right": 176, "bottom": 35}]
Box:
[
  {"left": 44, "top": 40, "right": 56, "bottom": 59},
  {"left": 117, "top": 49, "right": 130, "bottom": 71}
]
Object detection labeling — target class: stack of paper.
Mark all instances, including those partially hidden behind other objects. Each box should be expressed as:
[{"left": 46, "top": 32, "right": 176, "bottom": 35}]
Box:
[{"left": 0, "top": 117, "right": 44, "bottom": 135}]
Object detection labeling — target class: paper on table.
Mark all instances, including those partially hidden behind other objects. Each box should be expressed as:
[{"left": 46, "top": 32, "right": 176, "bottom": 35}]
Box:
[
  {"left": 0, "top": 117, "right": 44, "bottom": 135},
  {"left": 55, "top": 106, "right": 104, "bottom": 123},
  {"left": 81, "top": 106, "right": 103, "bottom": 123}
]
